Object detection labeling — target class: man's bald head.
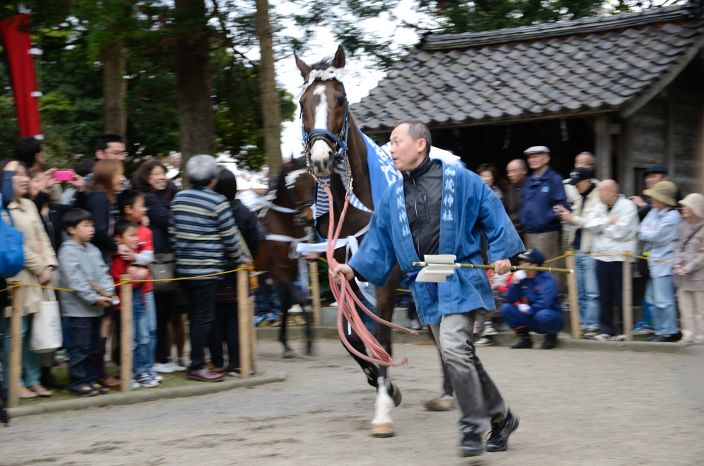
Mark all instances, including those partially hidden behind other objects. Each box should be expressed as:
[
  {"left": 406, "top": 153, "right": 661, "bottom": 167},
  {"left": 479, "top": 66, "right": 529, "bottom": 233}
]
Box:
[
  {"left": 506, "top": 158, "right": 527, "bottom": 183},
  {"left": 575, "top": 152, "right": 594, "bottom": 171},
  {"left": 598, "top": 179, "right": 620, "bottom": 205}
]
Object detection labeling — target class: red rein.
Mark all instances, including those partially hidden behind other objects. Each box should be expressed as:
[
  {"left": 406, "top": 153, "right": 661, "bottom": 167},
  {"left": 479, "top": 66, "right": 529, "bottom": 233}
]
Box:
[{"left": 322, "top": 185, "right": 419, "bottom": 367}]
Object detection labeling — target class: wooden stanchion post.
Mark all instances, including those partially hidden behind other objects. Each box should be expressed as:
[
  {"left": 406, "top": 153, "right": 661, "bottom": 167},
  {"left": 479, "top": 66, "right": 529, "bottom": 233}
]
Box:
[
  {"left": 622, "top": 257, "right": 633, "bottom": 341},
  {"left": 120, "top": 275, "right": 133, "bottom": 392},
  {"left": 7, "top": 285, "right": 23, "bottom": 408},
  {"left": 237, "top": 268, "right": 252, "bottom": 378},
  {"left": 565, "top": 252, "right": 581, "bottom": 338},
  {"left": 249, "top": 291, "right": 257, "bottom": 375},
  {"left": 309, "top": 260, "right": 321, "bottom": 327}
]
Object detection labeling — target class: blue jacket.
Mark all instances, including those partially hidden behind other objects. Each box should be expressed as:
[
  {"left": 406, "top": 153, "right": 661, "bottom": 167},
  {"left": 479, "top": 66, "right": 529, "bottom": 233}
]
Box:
[
  {"left": 519, "top": 167, "right": 567, "bottom": 233},
  {"left": 349, "top": 159, "right": 524, "bottom": 325},
  {"left": 503, "top": 272, "right": 561, "bottom": 313}
]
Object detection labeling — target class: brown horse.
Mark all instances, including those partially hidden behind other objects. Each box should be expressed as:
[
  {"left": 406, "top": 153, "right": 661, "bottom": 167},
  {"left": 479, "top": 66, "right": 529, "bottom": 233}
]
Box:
[
  {"left": 253, "top": 157, "right": 317, "bottom": 357},
  {"left": 296, "top": 46, "right": 403, "bottom": 437}
]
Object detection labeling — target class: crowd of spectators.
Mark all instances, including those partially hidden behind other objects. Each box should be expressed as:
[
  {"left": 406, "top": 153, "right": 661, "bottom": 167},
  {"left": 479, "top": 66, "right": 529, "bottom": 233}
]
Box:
[{"left": 1, "top": 133, "right": 702, "bottom": 402}]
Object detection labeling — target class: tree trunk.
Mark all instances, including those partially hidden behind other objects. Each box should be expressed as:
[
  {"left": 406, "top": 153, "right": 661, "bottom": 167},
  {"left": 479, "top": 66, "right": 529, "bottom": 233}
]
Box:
[
  {"left": 102, "top": 40, "right": 127, "bottom": 137},
  {"left": 174, "top": 0, "right": 216, "bottom": 177},
  {"left": 255, "top": 0, "right": 283, "bottom": 183}
]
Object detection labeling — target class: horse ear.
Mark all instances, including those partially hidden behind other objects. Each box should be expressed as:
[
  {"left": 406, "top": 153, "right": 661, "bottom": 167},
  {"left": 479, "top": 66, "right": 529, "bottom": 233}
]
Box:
[
  {"left": 331, "top": 45, "right": 345, "bottom": 69},
  {"left": 295, "top": 52, "right": 311, "bottom": 80}
]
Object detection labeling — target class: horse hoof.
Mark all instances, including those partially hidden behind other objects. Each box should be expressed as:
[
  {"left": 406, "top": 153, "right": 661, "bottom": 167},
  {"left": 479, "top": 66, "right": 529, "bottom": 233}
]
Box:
[
  {"left": 424, "top": 396, "right": 456, "bottom": 411},
  {"left": 371, "top": 422, "right": 395, "bottom": 438},
  {"left": 389, "top": 382, "right": 402, "bottom": 407}
]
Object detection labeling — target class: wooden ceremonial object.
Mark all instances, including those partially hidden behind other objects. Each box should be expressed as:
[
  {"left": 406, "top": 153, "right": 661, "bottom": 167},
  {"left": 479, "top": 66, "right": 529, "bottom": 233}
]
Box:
[
  {"left": 309, "top": 260, "right": 321, "bottom": 327},
  {"left": 120, "top": 275, "right": 133, "bottom": 392},
  {"left": 237, "top": 268, "right": 252, "bottom": 378},
  {"left": 8, "top": 285, "right": 23, "bottom": 408},
  {"left": 565, "top": 252, "right": 581, "bottom": 338},
  {"left": 622, "top": 258, "right": 633, "bottom": 341}
]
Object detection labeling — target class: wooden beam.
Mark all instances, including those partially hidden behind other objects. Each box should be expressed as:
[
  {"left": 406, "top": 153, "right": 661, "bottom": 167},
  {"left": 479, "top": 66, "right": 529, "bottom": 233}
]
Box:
[
  {"left": 622, "top": 259, "right": 633, "bottom": 341},
  {"left": 238, "top": 269, "right": 252, "bottom": 378},
  {"left": 7, "top": 286, "right": 23, "bottom": 408},
  {"left": 565, "top": 252, "right": 581, "bottom": 339},
  {"left": 594, "top": 115, "right": 612, "bottom": 180},
  {"left": 120, "top": 275, "right": 133, "bottom": 392}
]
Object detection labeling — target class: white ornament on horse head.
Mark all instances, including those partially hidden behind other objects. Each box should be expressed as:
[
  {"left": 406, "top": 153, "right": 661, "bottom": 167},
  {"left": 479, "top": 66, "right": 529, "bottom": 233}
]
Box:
[{"left": 296, "top": 46, "right": 348, "bottom": 178}]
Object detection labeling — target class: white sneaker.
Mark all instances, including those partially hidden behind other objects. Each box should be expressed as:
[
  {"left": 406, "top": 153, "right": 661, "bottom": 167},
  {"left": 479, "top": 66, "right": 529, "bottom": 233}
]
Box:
[
  {"left": 166, "top": 362, "right": 187, "bottom": 372},
  {"left": 152, "top": 372, "right": 164, "bottom": 382},
  {"left": 153, "top": 363, "right": 175, "bottom": 374},
  {"left": 131, "top": 379, "right": 141, "bottom": 390},
  {"left": 593, "top": 334, "right": 612, "bottom": 341},
  {"left": 409, "top": 319, "right": 421, "bottom": 331},
  {"left": 610, "top": 334, "right": 625, "bottom": 341},
  {"left": 475, "top": 337, "right": 496, "bottom": 347},
  {"left": 137, "top": 372, "right": 159, "bottom": 388},
  {"left": 481, "top": 325, "right": 498, "bottom": 337}
]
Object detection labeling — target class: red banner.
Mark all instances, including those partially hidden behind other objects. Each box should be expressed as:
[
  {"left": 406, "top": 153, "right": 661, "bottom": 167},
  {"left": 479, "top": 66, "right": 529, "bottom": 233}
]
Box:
[{"left": 0, "top": 13, "right": 42, "bottom": 138}]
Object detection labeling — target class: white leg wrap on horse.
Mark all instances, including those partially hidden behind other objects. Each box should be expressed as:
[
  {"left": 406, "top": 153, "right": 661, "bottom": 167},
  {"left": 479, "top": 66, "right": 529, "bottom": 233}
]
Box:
[{"left": 371, "top": 378, "right": 395, "bottom": 437}]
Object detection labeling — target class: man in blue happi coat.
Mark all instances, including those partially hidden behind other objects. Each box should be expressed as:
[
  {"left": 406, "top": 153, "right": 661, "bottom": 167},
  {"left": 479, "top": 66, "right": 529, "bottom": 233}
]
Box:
[{"left": 334, "top": 120, "right": 525, "bottom": 457}]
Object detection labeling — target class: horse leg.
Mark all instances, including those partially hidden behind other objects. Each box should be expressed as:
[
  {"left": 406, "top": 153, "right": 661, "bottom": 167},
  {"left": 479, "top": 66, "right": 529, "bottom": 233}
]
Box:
[
  {"left": 369, "top": 267, "right": 401, "bottom": 438},
  {"left": 277, "top": 282, "right": 295, "bottom": 358}
]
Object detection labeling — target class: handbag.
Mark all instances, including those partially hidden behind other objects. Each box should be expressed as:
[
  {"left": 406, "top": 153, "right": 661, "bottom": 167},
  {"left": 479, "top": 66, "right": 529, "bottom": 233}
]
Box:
[
  {"left": 30, "top": 289, "right": 62, "bottom": 353},
  {"left": 0, "top": 201, "right": 25, "bottom": 278},
  {"left": 149, "top": 252, "right": 178, "bottom": 294}
]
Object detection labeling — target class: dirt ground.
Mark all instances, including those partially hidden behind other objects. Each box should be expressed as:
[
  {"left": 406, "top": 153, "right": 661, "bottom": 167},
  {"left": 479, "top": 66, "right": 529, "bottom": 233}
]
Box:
[{"left": 2, "top": 339, "right": 704, "bottom": 466}]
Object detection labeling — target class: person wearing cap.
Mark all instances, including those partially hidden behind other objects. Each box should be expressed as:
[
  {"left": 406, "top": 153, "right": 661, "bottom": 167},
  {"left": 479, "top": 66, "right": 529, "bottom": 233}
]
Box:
[
  {"left": 555, "top": 167, "right": 601, "bottom": 336},
  {"left": 585, "top": 180, "right": 639, "bottom": 340},
  {"left": 673, "top": 193, "right": 704, "bottom": 344},
  {"left": 501, "top": 249, "right": 563, "bottom": 349},
  {"left": 630, "top": 164, "right": 681, "bottom": 221},
  {"left": 519, "top": 146, "right": 567, "bottom": 288},
  {"left": 503, "top": 159, "right": 527, "bottom": 241},
  {"left": 639, "top": 180, "right": 681, "bottom": 342}
]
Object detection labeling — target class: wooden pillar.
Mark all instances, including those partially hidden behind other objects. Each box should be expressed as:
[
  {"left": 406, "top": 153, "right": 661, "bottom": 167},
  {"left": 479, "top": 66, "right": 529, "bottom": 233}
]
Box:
[
  {"left": 595, "top": 115, "right": 612, "bottom": 180},
  {"left": 120, "top": 275, "right": 133, "bottom": 392},
  {"left": 237, "top": 268, "right": 252, "bottom": 378},
  {"left": 622, "top": 257, "right": 633, "bottom": 341},
  {"left": 309, "top": 260, "right": 321, "bottom": 327},
  {"left": 7, "top": 285, "right": 23, "bottom": 408},
  {"left": 565, "top": 252, "right": 581, "bottom": 338}
]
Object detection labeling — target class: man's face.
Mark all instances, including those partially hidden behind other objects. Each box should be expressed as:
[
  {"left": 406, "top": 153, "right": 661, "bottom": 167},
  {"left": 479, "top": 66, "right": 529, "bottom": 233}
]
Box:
[
  {"left": 576, "top": 178, "right": 592, "bottom": 194},
  {"left": 97, "top": 142, "right": 127, "bottom": 162},
  {"left": 506, "top": 162, "right": 526, "bottom": 184},
  {"left": 527, "top": 152, "right": 549, "bottom": 172},
  {"left": 389, "top": 123, "right": 426, "bottom": 172},
  {"left": 598, "top": 185, "right": 617, "bottom": 205},
  {"left": 479, "top": 170, "right": 494, "bottom": 187},
  {"left": 645, "top": 173, "right": 665, "bottom": 188}
]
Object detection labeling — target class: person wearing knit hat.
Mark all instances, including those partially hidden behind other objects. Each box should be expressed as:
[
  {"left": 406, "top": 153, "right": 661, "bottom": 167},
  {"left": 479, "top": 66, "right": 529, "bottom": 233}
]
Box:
[
  {"left": 674, "top": 193, "right": 704, "bottom": 344},
  {"left": 639, "top": 180, "right": 682, "bottom": 342}
]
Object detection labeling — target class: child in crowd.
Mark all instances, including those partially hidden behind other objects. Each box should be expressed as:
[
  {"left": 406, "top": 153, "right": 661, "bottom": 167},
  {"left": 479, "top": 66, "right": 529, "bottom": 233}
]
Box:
[
  {"left": 117, "top": 190, "right": 159, "bottom": 381},
  {"left": 58, "top": 209, "right": 115, "bottom": 396},
  {"left": 111, "top": 217, "right": 158, "bottom": 388}
]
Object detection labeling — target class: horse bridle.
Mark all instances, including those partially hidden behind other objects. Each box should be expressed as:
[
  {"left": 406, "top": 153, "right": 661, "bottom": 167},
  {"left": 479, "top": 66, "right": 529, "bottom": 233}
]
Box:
[{"left": 300, "top": 80, "right": 354, "bottom": 194}]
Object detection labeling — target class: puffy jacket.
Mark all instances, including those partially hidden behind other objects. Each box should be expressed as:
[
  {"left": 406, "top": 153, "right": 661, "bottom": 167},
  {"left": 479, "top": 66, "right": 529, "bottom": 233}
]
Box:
[
  {"left": 564, "top": 183, "right": 600, "bottom": 251},
  {"left": 520, "top": 167, "right": 567, "bottom": 233},
  {"left": 503, "top": 271, "right": 561, "bottom": 313}
]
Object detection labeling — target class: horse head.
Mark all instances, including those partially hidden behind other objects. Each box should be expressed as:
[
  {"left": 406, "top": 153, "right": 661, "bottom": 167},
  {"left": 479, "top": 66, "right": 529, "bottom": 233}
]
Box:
[
  {"left": 279, "top": 157, "right": 316, "bottom": 227},
  {"left": 296, "top": 45, "right": 350, "bottom": 179}
]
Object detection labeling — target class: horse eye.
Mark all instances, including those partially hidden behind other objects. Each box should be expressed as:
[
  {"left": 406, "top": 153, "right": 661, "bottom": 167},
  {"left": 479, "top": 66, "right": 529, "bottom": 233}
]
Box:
[{"left": 337, "top": 96, "right": 345, "bottom": 106}]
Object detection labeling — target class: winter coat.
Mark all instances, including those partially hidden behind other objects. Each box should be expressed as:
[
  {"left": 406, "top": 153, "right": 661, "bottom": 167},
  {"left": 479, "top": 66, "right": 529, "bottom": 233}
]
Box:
[{"left": 674, "top": 220, "right": 704, "bottom": 291}]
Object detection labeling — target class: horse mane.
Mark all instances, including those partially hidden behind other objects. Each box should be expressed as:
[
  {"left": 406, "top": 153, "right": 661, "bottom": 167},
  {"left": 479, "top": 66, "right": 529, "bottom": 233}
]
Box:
[
  {"left": 269, "top": 157, "right": 308, "bottom": 198},
  {"left": 310, "top": 56, "right": 335, "bottom": 71}
]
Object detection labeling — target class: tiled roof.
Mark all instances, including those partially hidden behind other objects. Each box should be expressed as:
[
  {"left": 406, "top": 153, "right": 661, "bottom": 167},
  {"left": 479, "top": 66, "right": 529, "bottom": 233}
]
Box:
[{"left": 353, "top": 5, "right": 704, "bottom": 131}]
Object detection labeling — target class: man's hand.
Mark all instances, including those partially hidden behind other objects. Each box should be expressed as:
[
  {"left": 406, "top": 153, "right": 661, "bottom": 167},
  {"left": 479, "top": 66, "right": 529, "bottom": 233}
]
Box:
[
  {"left": 95, "top": 296, "right": 113, "bottom": 308},
  {"left": 630, "top": 195, "right": 647, "bottom": 208},
  {"left": 492, "top": 259, "right": 511, "bottom": 275},
  {"left": 517, "top": 303, "right": 531, "bottom": 314},
  {"left": 68, "top": 173, "right": 85, "bottom": 191},
  {"left": 555, "top": 205, "right": 573, "bottom": 223},
  {"left": 608, "top": 216, "right": 619, "bottom": 225},
  {"left": 331, "top": 263, "right": 355, "bottom": 284}
]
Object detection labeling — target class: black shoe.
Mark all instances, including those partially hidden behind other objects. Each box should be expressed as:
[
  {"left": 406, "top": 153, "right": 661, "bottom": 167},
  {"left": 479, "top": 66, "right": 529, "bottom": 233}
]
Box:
[
  {"left": 541, "top": 334, "right": 558, "bottom": 349},
  {"left": 459, "top": 432, "right": 484, "bottom": 457},
  {"left": 662, "top": 333, "right": 681, "bottom": 342},
  {"left": 486, "top": 410, "right": 520, "bottom": 452},
  {"left": 648, "top": 334, "right": 665, "bottom": 342},
  {"left": 511, "top": 333, "right": 532, "bottom": 349},
  {"left": 41, "top": 367, "right": 65, "bottom": 390}
]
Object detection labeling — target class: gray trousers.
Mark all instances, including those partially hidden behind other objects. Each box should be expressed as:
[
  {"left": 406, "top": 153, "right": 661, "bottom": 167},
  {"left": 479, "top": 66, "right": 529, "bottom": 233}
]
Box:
[
  {"left": 430, "top": 313, "right": 507, "bottom": 434},
  {"left": 526, "top": 231, "right": 564, "bottom": 291}
]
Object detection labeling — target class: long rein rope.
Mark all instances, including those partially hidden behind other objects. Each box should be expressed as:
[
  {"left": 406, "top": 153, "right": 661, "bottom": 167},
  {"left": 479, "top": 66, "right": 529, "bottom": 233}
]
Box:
[{"left": 322, "top": 185, "right": 418, "bottom": 367}]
